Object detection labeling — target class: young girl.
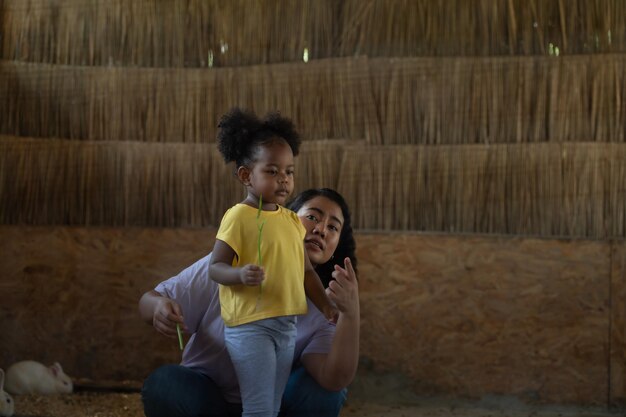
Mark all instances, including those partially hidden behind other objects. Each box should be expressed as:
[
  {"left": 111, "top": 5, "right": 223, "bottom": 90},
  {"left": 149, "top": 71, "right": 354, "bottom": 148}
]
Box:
[{"left": 209, "top": 108, "right": 337, "bottom": 417}]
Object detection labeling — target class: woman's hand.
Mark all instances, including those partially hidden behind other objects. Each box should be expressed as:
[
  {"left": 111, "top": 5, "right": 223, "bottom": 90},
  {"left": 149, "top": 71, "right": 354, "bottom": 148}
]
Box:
[
  {"left": 152, "top": 297, "right": 186, "bottom": 338},
  {"left": 327, "top": 257, "right": 359, "bottom": 319}
]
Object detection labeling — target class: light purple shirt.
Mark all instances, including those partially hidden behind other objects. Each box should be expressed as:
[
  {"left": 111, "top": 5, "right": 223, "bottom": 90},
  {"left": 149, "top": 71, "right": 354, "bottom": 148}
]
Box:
[{"left": 155, "top": 253, "right": 336, "bottom": 403}]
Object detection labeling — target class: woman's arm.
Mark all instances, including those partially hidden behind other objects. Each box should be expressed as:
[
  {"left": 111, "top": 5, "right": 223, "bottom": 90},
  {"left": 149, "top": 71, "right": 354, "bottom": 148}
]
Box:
[
  {"left": 303, "top": 250, "right": 337, "bottom": 321},
  {"left": 138, "top": 290, "right": 186, "bottom": 338},
  {"left": 302, "top": 257, "right": 360, "bottom": 391}
]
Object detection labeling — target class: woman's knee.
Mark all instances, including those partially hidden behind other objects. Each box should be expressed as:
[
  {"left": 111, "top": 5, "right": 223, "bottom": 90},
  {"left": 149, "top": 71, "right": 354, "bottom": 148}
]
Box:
[
  {"left": 142, "top": 364, "right": 180, "bottom": 403},
  {"left": 142, "top": 364, "right": 237, "bottom": 417},
  {"left": 281, "top": 367, "right": 347, "bottom": 417},
  {"left": 142, "top": 365, "right": 180, "bottom": 417}
]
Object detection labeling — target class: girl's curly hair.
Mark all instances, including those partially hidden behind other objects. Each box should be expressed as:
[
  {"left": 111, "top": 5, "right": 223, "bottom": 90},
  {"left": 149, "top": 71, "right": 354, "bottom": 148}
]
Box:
[{"left": 217, "top": 108, "right": 301, "bottom": 167}]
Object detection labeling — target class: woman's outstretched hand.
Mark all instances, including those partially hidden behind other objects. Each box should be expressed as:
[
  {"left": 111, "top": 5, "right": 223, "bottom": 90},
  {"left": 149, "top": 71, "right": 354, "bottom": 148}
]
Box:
[{"left": 327, "top": 257, "right": 359, "bottom": 319}]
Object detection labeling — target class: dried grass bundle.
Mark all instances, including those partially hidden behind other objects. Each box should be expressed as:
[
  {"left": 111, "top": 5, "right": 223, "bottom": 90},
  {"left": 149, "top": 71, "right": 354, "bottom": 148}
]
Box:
[
  {"left": 369, "top": 54, "right": 626, "bottom": 145},
  {"left": 0, "top": 136, "right": 348, "bottom": 227},
  {"left": 295, "top": 139, "right": 358, "bottom": 194},
  {"left": 339, "top": 0, "right": 624, "bottom": 57},
  {"left": 1, "top": 0, "right": 622, "bottom": 66},
  {"left": 0, "top": 58, "right": 378, "bottom": 143},
  {"left": 2, "top": 54, "right": 623, "bottom": 146},
  {"left": 0, "top": 0, "right": 339, "bottom": 67},
  {"left": 336, "top": 143, "right": 626, "bottom": 238},
  {"left": 0, "top": 136, "right": 237, "bottom": 226}
]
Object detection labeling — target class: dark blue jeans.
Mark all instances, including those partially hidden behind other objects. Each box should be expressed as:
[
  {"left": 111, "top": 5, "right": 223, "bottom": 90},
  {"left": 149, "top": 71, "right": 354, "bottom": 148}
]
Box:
[{"left": 141, "top": 364, "right": 347, "bottom": 417}]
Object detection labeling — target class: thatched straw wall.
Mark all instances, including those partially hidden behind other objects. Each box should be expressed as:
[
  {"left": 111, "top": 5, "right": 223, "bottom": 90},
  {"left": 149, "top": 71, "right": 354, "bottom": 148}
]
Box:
[
  {"left": 369, "top": 54, "right": 626, "bottom": 145},
  {"left": 338, "top": 0, "right": 624, "bottom": 57},
  {"left": 2, "top": 136, "right": 624, "bottom": 238},
  {"left": 0, "top": 0, "right": 339, "bottom": 67},
  {"left": 1, "top": 0, "right": 623, "bottom": 66},
  {"left": 338, "top": 143, "right": 626, "bottom": 237},
  {"left": 1, "top": 55, "right": 624, "bottom": 145},
  {"left": 0, "top": 136, "right": 349, "bottom": 227},
  {"left": 0, "top": 58, "right": 378, "bottom": 142}
]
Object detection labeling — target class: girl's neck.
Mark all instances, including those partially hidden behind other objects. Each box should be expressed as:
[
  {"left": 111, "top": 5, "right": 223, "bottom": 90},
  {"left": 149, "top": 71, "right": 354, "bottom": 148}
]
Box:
[{"left": 242, "top": 193, "right": 278, "bottom": 211}]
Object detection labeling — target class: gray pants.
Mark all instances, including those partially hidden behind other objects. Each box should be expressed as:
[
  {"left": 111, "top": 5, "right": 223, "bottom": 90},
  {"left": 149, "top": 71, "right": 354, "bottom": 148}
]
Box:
[{"left": 224, "top": 316, "right": 297, "bottom": 417}]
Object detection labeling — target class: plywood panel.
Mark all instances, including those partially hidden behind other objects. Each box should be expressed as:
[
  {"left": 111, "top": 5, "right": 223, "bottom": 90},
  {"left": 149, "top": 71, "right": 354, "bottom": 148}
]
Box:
[
  {"left": 357, "top": 234, "right": 611, "bottom": 405},
  {"left": 610, "top": 240, "right": 626, "bottom": 406},
  {"left": 0, "top": 226, "right": 615, "bottom": 405},
  {"left": 0, "top": 226, "right": 216, "bottom": 382}
]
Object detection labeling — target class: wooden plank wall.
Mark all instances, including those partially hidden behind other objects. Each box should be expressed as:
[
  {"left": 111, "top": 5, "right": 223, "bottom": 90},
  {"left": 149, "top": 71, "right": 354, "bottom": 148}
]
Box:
[
  {"left": 357, "top": 233, "right": 611, "bottom": 405},
  {"left": 0, "top": 227, "right": 216, "bottom": 381},
  {"left": 611, "top": 240, "right": 626, "bottom": 406},
  {"left": 0, "top": 226, "right": 623, "bottom": 406}
]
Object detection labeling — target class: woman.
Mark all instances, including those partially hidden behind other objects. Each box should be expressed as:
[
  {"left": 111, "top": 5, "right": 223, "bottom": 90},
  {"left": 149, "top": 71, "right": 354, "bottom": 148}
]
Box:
[{"left": 138, "top": 188, "right": 360, "bottom": 417}]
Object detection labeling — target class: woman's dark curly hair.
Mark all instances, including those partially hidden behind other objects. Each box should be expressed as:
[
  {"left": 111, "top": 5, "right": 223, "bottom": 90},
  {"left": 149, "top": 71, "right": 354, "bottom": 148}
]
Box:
[
  {"left": 287, "top": 188, "right": 358, "bottom": 288},
  {"left": 217, "top": 107, "right": 301, "bottom": 167}
]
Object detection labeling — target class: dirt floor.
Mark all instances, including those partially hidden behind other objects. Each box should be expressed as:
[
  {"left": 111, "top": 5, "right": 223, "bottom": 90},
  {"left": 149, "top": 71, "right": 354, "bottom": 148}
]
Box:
[
  {"left": 9, "top": 392, "right": 625, "bottom": 417},
  {"left": 9, "top": 370, "right": 625, "bottom": 417}
]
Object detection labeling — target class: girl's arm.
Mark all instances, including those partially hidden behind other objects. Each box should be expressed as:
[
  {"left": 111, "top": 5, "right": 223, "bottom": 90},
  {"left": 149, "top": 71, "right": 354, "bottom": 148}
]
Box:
[
  {"left": 303, "top": 249, "right": 337, "bottom": 321},
  {"left": 209, "top": 239, "right": 264, "bottom": 286},
  {"left": 302, "top": 258, "right": 360, "bottom": 391}
]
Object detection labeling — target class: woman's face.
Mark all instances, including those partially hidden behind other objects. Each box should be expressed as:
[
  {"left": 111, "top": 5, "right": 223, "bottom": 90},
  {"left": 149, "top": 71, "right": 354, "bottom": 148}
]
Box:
[{"left": 297, "top": 196, "right": 344, "bottom": 267}]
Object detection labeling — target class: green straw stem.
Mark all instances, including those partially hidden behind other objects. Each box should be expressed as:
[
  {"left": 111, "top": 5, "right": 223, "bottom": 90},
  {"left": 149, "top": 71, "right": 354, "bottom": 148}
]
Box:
[
  {"left": 176, "top": 323, "right": 184, "bottom": 351},
  {"left": 256, "top": 194, "right": 263, "bottom": 220},
  {"left": 256, "top": 194, "right": 265, "bottom": 269},
  {"left": 257, "top": 221, "right": 265, "bottom": 265},
  {"left": 256, "top": 195, "right": 265, "bottom": 309}
]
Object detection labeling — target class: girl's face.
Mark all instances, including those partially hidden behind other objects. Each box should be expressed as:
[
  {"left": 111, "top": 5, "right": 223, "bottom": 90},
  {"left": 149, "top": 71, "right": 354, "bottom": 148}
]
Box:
[
  {"left": 297, "top": 196, "right": 344, "bottom": 267},
  {"left": 246, "top": 140, "right": 295, "bottom": 206}
]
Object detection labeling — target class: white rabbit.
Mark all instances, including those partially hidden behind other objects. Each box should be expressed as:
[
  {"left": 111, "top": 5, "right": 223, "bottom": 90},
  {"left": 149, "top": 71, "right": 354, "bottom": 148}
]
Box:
[
  {"left": 5, "top": 361, "right": 73, "bottom": 395},
  {"left": 0, "top": 369, "right": 15, "bottom": 417}
]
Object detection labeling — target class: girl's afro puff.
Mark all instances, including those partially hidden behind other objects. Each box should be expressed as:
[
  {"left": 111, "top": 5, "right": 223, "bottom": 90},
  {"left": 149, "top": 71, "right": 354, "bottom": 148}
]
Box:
[{"left": 217, "top": 107, "right": 301, "bottom": 166}]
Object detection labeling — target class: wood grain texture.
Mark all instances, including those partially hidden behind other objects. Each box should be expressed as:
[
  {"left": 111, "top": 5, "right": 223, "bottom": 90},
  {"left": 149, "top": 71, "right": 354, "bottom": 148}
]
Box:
[
  {"left": 0, "top": 226, "right": 618, "bottom": 405},
  {"left": 357, "top": 233, "right": 611, "bottom": 405},
  {"left": 0, "top": 226, "right": 216, "bottom": 381},
  {"left": 610, "top": 240, "right": 626, "bottom": 406}
]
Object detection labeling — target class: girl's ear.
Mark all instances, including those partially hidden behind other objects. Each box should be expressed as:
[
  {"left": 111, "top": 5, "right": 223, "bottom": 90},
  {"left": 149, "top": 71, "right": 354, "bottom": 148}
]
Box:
[{"left": 237, "top": 165, "right": 251, "bottom": 186}]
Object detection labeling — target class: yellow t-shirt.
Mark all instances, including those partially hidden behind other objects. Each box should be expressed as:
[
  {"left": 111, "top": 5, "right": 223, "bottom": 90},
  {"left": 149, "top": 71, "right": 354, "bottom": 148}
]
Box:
[{"left": 215, "top": 203, "right": 308, "bottom": 327}]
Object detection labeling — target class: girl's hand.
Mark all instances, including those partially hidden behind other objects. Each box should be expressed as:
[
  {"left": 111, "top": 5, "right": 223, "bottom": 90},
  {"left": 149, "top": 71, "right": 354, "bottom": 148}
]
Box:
[
  {"left": 153, "top": 298, "right": 186, "bottom": 338},
  {"left": 327, "top": 257, "right": 359, "bottom": 319},
  {"left": 239, "top": 264, "right": 265, "bottom": 286}
]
